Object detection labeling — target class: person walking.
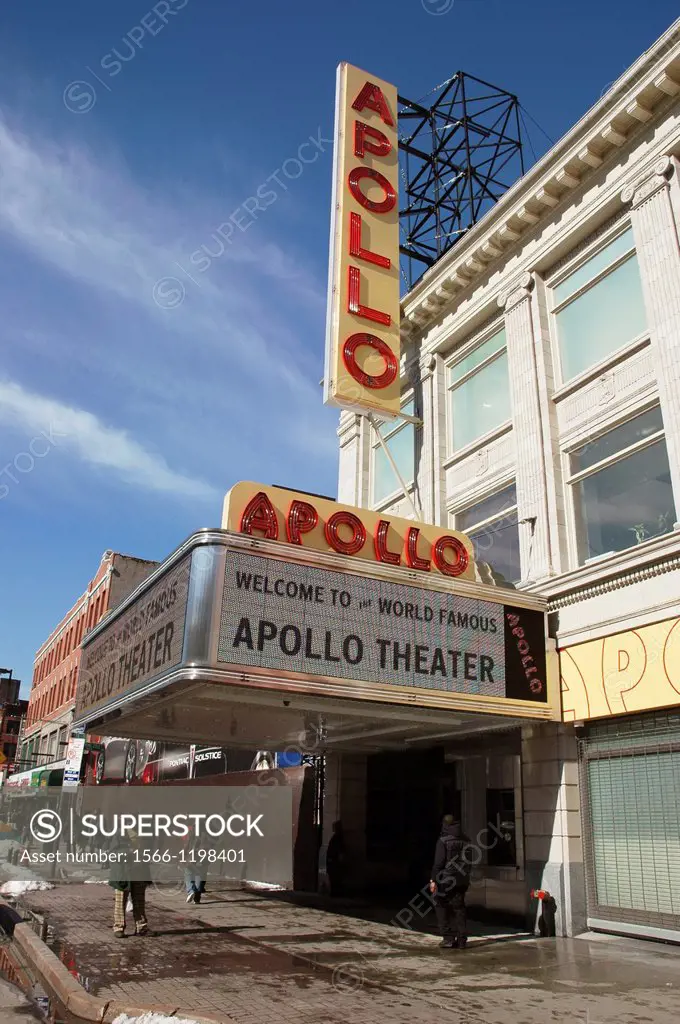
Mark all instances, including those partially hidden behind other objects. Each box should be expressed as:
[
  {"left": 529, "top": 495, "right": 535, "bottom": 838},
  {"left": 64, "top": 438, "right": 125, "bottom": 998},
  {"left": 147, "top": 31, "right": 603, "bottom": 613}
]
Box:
[
  {"left": 109, "top": 830, "right": 151, "bottom": 938},
  {"left": 325, "top": 820, "right": 346, "bottom": 897},
  {"left": 429, "top": 814, "right": 472, "bottom": 949},
  {"left": 183, "top": 824, "right": 207, "bottom": 904}
]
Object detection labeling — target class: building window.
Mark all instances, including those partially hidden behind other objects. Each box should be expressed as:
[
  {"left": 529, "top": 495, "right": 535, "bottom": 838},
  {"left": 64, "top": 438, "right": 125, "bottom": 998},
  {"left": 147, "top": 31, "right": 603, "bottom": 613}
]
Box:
[
  {"left": 371, "top": 398, "right": 415, "bottom": 506},
  {"left": 6, "top": 719, "right": 20, "bottom": 735},
  {"left": 448, "top": 327, "right": 510, "bottom": 452},
  {"left": 552, "top": 227, "right": 647, "bottom": 382},
  {"left": 568, "top": 406, "right": 676, "bottom": 564},
  {"left": 454, "top": 484, "right": 520, "bottom": 583}
]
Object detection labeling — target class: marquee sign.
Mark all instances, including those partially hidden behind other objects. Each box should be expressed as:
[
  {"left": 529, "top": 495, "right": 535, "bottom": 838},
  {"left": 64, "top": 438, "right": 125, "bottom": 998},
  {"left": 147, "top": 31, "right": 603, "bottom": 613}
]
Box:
[
  {"left": 324, "top": 62, "right": 401, "bottom": 417},
  {"left": 73, "top": 528, "right": 557, "bottom": 729},
  {"left": 222, "top": 482, "right": 476, "bottom": 582},
  {"left": 218, "top": 549, "right": 547, "bottom": 704},
  {"left": 75, "top": 555, "right": 191, "bottom": 719}
]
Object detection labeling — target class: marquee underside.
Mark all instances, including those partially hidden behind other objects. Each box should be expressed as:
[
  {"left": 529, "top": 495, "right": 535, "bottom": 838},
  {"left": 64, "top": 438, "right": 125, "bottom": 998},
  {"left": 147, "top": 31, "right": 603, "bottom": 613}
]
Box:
[{"left": 79, "top": 666, "right": 551, "bottom": 753}]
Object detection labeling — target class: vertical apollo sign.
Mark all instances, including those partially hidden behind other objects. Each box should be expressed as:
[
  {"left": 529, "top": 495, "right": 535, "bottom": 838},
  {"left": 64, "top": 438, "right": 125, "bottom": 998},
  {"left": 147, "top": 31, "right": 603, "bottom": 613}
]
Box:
[{"left": 324, "top": 63, "right": 401, "bottom": 418}]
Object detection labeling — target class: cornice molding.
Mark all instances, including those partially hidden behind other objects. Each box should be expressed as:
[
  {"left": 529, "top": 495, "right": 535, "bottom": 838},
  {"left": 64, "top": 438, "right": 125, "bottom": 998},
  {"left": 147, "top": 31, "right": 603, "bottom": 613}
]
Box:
[
  {"left": 401, "top": 23, "right": 680, "bottom": 334},
  {"left": 537, "top": 530, "right": 680, "bottom": 611},
  {"left": 548, "top": 550, "right": 680, "bottom": 610}
]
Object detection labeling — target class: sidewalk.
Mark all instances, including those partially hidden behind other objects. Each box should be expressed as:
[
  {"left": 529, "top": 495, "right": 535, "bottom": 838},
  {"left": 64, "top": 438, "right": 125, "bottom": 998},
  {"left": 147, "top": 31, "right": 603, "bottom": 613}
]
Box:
[{"left": 15, "top": 883, "right": 680, "bottom": 1024}]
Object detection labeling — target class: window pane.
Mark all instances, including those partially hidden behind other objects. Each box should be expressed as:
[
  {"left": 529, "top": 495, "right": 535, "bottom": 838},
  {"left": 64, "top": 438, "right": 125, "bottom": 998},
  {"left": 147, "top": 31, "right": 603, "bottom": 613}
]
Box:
[
  {"left": 468, "top": 514, "right": 521, "bottom": 583},
  {"left": 573, "top": 439, "right": 676, "bottom": 563},
  {"left": 571, "top": 407, "right": 664, "bottom": 474},
  {"left": 451, "top": 352, "right": 511, "bottom": 450},
  {"left": 556, "top": 255, "right": 647, "bottom": 381},
  {"left": 553, "top": 228, "right": 635, "bottom": 305},
  {"left": 457, "top": 484, "right": 517, "bottom": 532},
  {"left": 450, "top": 329, "right": 506, "bottom": 384},
  {"left": 373, "top": 424, "right": 414, "bottom": 503}
]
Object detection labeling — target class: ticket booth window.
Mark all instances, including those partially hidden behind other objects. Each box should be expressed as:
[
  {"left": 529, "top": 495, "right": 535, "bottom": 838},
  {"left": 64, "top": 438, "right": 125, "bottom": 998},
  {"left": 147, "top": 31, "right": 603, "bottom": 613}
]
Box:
[{"left": 486, "top": 788, "right": 517, "bottom": 866}]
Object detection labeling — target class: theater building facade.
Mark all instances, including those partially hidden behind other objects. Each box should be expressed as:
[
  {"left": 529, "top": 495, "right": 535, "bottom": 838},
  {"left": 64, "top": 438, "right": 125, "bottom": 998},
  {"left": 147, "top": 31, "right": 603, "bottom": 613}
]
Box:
[{"left": 335, "top": 22, "right": 680, "bottom": 940}]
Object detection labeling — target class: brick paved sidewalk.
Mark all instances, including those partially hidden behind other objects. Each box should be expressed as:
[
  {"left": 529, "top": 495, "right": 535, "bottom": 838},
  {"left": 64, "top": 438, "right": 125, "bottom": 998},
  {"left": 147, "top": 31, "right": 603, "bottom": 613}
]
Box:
[{"left": 17, "top": 884, "right": 680, "bottom": 1024}]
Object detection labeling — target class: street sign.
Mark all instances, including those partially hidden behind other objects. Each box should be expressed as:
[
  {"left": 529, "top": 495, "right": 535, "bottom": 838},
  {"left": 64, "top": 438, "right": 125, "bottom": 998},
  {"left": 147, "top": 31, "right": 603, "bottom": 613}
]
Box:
[{"left": 62, "top": 737, "right": 86, "bottom": 789}]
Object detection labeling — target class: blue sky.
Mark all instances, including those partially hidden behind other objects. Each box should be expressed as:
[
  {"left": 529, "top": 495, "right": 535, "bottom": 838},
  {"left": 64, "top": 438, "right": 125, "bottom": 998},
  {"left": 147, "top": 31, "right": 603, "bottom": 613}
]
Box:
[{"left": 0, "top": 0, "right": 677, "bottom": 696}]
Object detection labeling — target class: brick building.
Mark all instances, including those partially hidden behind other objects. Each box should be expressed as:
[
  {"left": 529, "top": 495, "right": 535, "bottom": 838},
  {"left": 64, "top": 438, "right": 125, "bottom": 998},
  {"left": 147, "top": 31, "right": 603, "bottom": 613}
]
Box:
[
  {"left": 18, "top": 551, "right": 158, "bottom": 772},
  {"left": 0, "top": 671, "right": 27, "bottom": 777}
]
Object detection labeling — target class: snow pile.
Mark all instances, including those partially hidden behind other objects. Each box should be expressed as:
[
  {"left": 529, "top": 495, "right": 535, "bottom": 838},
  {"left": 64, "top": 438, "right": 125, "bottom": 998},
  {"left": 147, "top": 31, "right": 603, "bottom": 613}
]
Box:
[
  {"left": 0, "top": 880, "right": 55, "bottom": 896},
  {"left": 112, "top": 1014, "right": 204, "bottom": 1024},
  {"left": 246, "top": 880, "right": 285, "bottom": 891}
]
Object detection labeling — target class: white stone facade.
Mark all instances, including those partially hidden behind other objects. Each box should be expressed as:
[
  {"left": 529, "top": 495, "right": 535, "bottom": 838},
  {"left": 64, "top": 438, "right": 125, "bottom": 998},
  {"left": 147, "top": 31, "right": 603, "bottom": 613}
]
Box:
[{"left": 335, "top": 20, "right": 680, "bottom": 936}]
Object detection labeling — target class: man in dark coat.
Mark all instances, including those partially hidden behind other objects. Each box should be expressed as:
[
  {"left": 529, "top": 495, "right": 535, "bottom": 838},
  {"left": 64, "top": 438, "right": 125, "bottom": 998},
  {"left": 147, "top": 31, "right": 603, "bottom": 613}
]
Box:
[
  {"left": 429, "top": 814, "right": 472, "bottom": 949},
  {"left": 325, "top": 820, "right": 346, "bottom": 897}
]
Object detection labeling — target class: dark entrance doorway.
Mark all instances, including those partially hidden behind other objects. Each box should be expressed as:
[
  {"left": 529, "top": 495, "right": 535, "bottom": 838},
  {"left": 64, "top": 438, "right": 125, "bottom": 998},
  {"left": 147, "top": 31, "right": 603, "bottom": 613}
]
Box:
[{"left": 365, "top": 747, "right": 459, "bottom": 898}]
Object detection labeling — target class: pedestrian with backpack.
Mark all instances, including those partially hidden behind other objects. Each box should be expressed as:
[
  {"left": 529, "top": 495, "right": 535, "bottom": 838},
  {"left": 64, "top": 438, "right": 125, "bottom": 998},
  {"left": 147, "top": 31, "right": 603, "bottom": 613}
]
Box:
[{"left": 429, "top": 814, "right": 472, "bottom": 949}]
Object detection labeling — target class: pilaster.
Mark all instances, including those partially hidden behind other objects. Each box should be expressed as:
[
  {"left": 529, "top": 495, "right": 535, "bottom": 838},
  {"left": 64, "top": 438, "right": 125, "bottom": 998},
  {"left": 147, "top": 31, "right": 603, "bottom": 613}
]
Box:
[
  {"left": 521, "top": 722, "right": 586, "bottom": 937},
  {"left": 622, "top": 156, "right": 680, "bottom": 524},
  {"left": 417, "top": 354, "right": 437, "bottom": 524},
  {"left": 498, "top": 274, "right": 553, "bottom": 582},
  {"left": 337, "top": 412, "right": 370, "bottom": 507}
]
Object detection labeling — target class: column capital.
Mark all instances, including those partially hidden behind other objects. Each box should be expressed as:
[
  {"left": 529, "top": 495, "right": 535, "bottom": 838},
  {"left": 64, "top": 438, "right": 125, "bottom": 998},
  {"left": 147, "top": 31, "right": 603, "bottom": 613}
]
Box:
[
  {"left": 498, "top": 271, "right": 534, "bottom": 312},
  {"left": 418, "top": 353, "right": 437, "bottom": 381},
  {"left": 621, "top": 155, "right": 673, "bottom": 207}
]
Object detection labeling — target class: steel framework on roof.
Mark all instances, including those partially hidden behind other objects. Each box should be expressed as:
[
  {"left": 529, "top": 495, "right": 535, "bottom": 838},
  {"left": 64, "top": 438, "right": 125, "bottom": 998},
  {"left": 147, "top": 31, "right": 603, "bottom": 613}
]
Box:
[{"left": 398, "top": 72, "right": 525, "bottom": 290}]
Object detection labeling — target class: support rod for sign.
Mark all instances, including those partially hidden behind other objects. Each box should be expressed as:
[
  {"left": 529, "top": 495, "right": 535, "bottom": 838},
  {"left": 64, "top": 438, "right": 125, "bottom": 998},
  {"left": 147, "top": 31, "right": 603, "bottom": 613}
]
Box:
[{"left": 366, "top": 412, "right": 422, "bottom": 521}]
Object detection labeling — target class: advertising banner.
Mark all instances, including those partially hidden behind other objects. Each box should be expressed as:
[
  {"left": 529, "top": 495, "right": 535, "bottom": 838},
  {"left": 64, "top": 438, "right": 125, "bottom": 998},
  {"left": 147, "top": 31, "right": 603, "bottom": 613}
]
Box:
[
  {"left": 561, "top": 614, "right": 680, "bottom": 721},
  {"left": 218, "top": 550, "right": 547, "bottom": 704}
]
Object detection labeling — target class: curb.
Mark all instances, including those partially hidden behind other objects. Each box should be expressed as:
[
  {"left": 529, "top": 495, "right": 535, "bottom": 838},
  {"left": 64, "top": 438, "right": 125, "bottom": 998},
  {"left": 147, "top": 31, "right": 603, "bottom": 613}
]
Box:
[{"left": 2, "top": 901, "right": 231, "bottom": 1024}]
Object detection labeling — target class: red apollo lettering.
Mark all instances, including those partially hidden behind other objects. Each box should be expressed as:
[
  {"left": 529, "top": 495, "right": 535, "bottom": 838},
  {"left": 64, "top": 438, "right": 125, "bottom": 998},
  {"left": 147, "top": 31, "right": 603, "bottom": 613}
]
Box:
[
  {"left": 405, "top": 527, "right": 431, "bottom": 572},
  {"left": 351, "top": 82, "right": 395, "bottom": 126},
  {"left": 348, "top": 167, "right": 396, "bottom": 214},
  {"left": 432, "top": 536, "right": 469, "bottom": 578},
  {"left": 240, "top": 492, "right": 279, "bottom": 540},
  {"left": 286, "top": 500, "right": 318, "bottom": 545},
  {"left": 374, "top": 519, "right": 401, "bottom": 566},
  {"left": 347, "top": 266, "right": 391, "bottom": 326},
  {"left": 324, "top": 511, "right": 367, "bottom": 556},
  {"left": 342, "top": 333, "right": 398, "bottom": 390},
  {"left": 349, "top": 212, "right": 390, "bottom": 269},
  {"left": 354, "top": 120, "right": 391, "bottom": 158}
]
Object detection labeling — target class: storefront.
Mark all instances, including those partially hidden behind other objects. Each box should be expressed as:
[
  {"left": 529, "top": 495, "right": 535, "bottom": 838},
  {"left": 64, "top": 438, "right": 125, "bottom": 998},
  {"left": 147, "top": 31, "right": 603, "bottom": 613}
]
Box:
[
  {"left": 3, "top": 760, "right": 66, "bottom": 790},
  {"left": 561, "top": 614, "right": 680, "bottom": 942}
]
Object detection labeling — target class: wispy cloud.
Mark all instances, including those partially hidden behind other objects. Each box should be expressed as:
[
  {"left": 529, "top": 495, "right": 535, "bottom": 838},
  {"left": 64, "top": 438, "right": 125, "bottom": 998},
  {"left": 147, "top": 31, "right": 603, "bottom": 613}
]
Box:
[
  {"left": 0, "top": 379, "right": 217, "bottom": 500},
  {"left": 0, "top": 105, "right": 338, "bottom": 490}
]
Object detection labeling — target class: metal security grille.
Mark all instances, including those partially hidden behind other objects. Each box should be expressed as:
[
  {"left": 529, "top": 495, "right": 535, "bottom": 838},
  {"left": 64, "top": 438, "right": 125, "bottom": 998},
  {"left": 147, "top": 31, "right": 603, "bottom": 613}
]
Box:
[{"left": 579, "top": 710, "right": 680, "bottom": 937}]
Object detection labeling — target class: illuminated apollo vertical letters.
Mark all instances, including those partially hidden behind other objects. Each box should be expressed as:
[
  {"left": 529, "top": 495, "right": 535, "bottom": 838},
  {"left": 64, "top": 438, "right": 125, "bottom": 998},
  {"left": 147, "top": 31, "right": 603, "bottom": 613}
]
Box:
[{"left": 324, "top": 64, "right": 401, "bottom": 416}]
